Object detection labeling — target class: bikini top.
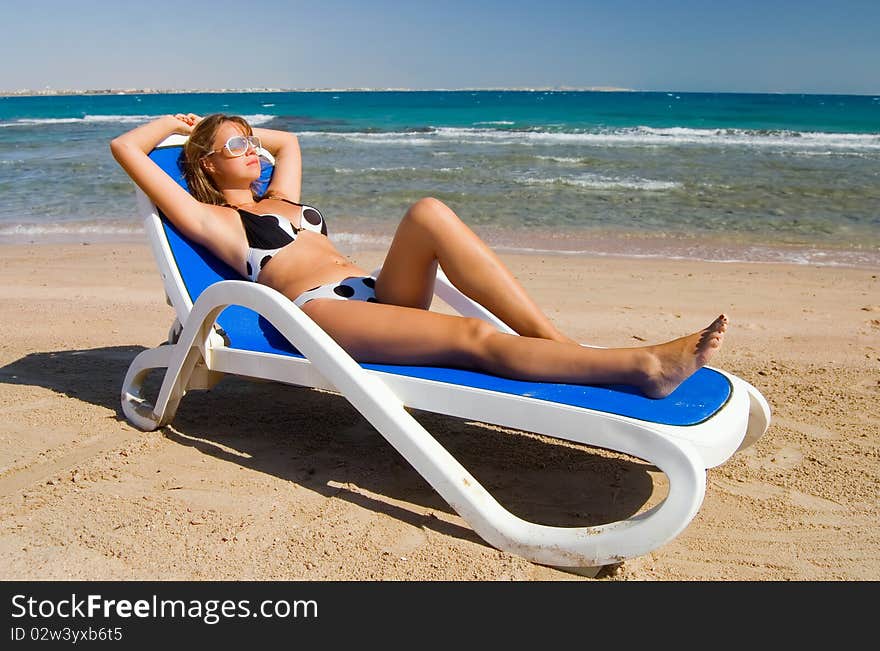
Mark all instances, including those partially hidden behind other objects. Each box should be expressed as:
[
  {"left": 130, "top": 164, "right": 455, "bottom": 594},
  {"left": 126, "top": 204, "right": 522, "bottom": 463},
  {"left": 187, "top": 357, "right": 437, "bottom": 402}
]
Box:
[{"left": 235, "top": 198, "right": 327, "bottom": 282}]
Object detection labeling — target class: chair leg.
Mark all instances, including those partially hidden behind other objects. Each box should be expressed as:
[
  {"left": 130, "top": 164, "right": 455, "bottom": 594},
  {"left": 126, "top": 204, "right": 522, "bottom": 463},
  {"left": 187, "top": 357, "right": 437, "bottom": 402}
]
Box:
[
  {"left": 121, "top": 344, "right": 180, "bottom": 431},
  {"left": 121, "top": 330, "right": 213, "bottom": 433},
  {"left": 739, "top": 378, "right": 772, "bottom": 451},
  {"left": 167, "top": 318, "right": 182, "bottom": 344}
]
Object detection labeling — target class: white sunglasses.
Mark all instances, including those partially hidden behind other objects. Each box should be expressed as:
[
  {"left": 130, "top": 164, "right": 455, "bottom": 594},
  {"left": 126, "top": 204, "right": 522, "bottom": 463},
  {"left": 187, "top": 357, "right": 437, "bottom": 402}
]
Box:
[{"left": 205, "top": 135, "right": 261, "bottom": 158}]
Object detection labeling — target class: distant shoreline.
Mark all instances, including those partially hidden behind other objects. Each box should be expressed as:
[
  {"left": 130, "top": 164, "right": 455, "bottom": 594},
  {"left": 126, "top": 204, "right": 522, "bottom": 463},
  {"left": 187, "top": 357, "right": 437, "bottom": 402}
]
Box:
[
  {"left": 0, "top": 87, "right": 636, "bottom": 98},
  {"left": 3, "top": 87, "right": 876, "bottom": 98},
  {"left": 0, "top": 86, "right": 880, "bottom": 99}
]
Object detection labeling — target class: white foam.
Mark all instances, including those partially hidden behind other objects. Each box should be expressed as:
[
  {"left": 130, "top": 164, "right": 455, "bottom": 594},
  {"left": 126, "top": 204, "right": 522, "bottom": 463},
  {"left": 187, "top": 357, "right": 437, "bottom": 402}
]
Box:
[
  {"left": 492, "top": 242, "right": 880, "bottom": 268},
  {"left": 0, "top": 223, "right": 144, "bottom": 237},
  {"left": 535, "top": 155, "right": 586, "bottom": 164},
  {"left": 0, "top": 114, "right": 158, "bottom": 127},
  {"left": 0, "top": 223, "right": 143, "bottom": 235},
  {"left": 2, "top": 222, "right": 875, "bottom": 268},
  {"left": 1, "top": 117, "right": 81, "bottom": 126},
  {"left": 517, "top": 173, "right": 681, "bottom": 191},
  {"left": 335, "top": 166, "right": 411, "bottom": 173},
  {"left": 329, "top": 231, "right": 392, "bottom": 248},
  {"left": 1, "top": 112, "right": 279, "bottom": 129},
  {"left": 301, "top": 131, "right": 435, "bottom": 146},
  {"left": 82, "top": 114, "right": 154, "bottom": 123},
  {"left": 242, "top": 113, "right": 275, "bottom": 125},
  {"left": 299, "top": 125, "right": 880, "bottom": 152},
  {"left": 333, "top": 166, "right": 463, "bottom": 174},
  {"left": 0, "top": 221, "right": 394, "bottom": 249},
  {"left": 613, "top": 126, "right": 880, "bottom": 151},
  {"left": 789, "top": 149, "right": 873, "bottom": 158}
]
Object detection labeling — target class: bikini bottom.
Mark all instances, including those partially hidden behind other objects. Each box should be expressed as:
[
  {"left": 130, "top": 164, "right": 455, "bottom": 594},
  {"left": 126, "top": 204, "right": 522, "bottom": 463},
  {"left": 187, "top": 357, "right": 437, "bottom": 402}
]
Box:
[{"left": 292, "top": 275, "right": 378, "bottom": 309}]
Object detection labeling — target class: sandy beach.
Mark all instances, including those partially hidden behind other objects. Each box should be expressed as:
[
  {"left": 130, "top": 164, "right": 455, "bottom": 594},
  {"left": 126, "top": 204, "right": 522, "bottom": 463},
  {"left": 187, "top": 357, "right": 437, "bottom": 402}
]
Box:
[{"left": 0, "top": 241, "right": 877, "bottom": 581}]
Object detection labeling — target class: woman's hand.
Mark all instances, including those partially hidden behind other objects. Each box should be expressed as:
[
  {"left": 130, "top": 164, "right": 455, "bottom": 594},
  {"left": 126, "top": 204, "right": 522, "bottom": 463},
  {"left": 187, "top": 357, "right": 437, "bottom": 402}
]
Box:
[{"left": 171, "top": 113, "right": 202, "bottom": 134}]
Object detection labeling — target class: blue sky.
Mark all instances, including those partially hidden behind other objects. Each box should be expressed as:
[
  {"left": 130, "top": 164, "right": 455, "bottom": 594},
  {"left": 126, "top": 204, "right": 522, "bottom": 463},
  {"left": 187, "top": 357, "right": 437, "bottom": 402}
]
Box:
[{"left": 2, "top": 0, "right": 878, "bottom": 94}]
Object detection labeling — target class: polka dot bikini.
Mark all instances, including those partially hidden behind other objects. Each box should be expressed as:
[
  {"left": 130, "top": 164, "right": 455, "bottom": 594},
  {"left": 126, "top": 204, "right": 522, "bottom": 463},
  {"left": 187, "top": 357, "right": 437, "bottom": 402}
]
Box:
[
  {"left": 234, "top": 200, "right": 379, "bottom": 308},
  {"left": 237, "top": 201, "right": 328, "bottom": 283},
  {"left": 293, "top": 276, "right": 379, "bottom": 308}
]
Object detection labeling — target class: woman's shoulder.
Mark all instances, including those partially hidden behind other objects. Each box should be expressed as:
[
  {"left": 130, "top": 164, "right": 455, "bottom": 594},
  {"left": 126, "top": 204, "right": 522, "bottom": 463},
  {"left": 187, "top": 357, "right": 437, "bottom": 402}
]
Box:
[
  {"left": 200, "top": 202, "right": 244, "bottom": 230},
  {"left": 260, "top": 190, "right": 302, "bottom": 206}
]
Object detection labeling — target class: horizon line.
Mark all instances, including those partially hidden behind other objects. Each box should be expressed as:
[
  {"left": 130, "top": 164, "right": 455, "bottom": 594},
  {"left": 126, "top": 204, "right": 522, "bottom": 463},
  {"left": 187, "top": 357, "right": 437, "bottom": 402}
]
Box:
[{"left": 2, "top": 86, "right": 878, "bottom": 97}]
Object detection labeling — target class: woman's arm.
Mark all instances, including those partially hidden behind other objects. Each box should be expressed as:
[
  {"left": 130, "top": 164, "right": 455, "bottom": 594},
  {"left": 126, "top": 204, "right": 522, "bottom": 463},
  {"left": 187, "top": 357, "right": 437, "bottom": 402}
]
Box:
[
  {"left": 253, "top": 127, "right": 302, "bottom": 203},
  {"left": 109, "top": 115, "right": 217, "bottom": 243}
]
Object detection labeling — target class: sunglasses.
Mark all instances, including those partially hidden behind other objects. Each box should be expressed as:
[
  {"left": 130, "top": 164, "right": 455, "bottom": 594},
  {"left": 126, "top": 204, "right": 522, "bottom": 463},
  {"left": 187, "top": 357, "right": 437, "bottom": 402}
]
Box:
[{"left": 205, "top": 135, "right": 261, "bottom": 158}]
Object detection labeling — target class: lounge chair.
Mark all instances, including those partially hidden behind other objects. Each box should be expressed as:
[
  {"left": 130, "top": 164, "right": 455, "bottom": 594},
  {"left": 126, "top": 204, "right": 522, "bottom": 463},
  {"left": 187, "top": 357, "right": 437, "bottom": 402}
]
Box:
[{"left": 120, "top": 134, "right": 771, "bottom": 571}]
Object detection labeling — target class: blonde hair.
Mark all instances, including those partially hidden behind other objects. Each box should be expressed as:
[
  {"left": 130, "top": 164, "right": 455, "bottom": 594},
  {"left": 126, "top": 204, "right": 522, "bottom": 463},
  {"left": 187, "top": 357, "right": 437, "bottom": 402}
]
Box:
[{"left": 182, "top": 114, "right": 260, "bottom": 205}]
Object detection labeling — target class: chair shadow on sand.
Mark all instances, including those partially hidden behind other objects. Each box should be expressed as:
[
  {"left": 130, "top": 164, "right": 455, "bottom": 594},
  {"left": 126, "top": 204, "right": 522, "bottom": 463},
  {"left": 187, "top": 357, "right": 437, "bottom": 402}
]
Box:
[{"left": 1, "top": 345, "right": 659, "bottom": 559}]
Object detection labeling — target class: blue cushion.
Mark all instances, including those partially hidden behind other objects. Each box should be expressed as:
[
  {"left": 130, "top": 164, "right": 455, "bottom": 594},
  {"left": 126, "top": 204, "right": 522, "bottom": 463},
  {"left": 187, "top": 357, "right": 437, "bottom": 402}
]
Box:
[{"left": 149, "top": 144, "right": 731, "bottom": 426}]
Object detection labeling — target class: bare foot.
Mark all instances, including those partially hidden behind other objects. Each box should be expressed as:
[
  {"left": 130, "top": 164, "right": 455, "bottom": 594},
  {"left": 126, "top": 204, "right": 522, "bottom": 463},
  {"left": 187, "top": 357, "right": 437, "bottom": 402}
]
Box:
[{"left": 639, "top": 314, "right": 728, "bottom": 399}]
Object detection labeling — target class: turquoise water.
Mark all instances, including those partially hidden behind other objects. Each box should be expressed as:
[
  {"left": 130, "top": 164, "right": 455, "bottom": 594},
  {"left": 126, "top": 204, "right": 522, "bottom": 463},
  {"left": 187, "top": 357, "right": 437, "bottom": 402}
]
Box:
[{"left": 1, "top": 90, "right": 878, "bottom": 265}]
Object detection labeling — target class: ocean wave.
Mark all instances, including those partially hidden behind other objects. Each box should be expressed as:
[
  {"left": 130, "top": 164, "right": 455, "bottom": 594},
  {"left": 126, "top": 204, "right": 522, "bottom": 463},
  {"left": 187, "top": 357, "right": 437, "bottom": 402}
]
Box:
[
  {"left": 491, "top": 243, "right": 880, "bottom": 268},
  {"left": 298, "top": 125, "right": 880, "bottom": 152},
  {"left": 787, "top": 149, "right": 874, "bottom": 158},
  {"left": 0, "top": 112, "right": 276, "bottom": 128},
  {"left": 517, "top": 173, "right": 681, "bottom": 191},
  {"left": 301, "top": 131, "right": 435, "bottom": 146},
  {"left": 0, "top": 223, "right": 144, "bottom": 237},
  {"left": 242, "top": 113, "right": 275, "bottom": 125},
  {"left": 535, "top": 155, "right": 588, "bottom": 164},
  {"left": 0, "top": 221, "right": 395, "bottom": 249},
  {"left": 333, "top": 166, "right": 463, "bottom": 174},
  {"left": 0, "top": 114, "right": 158, "bottom": 127},
  {"left": 435, "top": 126, "right": 880, "bottom": 150},
  {"left": 335, "top": 166, "right": 420, "bottom": 173},
  {"left": 1, "top": 221, "right": 875, "bottom": 267},
  {"left": 329, "top": 231, "right": 392, "bottom": 248},
  {"left": 631, "top": 126, "right": 880, "bottom": 150}
]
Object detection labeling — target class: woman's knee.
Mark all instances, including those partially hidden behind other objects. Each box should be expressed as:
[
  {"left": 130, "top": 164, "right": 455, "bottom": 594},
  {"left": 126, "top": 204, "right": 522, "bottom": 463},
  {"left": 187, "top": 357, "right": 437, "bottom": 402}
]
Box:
[
  {"left": 456, "top": 317, "right": 499, "bottom": 368},
  {"left": 404, "top": 197, "right": 457, "bottom": 229}
]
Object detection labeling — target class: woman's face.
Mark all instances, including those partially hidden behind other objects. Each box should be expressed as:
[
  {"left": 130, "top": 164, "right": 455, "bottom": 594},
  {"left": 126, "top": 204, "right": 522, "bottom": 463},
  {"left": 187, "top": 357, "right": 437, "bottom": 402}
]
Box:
[{"left": 202, "top": 121, "right": 261, "bottom": 188}]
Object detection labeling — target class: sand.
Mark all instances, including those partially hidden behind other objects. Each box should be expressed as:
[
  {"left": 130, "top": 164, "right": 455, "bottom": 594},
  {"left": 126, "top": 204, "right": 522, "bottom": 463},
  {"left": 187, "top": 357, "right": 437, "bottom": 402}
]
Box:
[{"left": 0, "top": 241, "right": 877, "bottom": 581}]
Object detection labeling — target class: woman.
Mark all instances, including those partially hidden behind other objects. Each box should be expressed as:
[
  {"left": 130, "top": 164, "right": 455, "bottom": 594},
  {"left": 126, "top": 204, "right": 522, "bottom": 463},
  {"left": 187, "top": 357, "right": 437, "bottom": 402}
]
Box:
[{"left": 110, "top": 112, "right": 727, "bottom": 399}]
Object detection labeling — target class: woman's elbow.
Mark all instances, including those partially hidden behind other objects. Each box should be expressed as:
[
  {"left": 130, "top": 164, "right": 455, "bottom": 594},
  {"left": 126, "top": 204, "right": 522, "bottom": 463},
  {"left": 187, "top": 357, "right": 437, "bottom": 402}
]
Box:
[
  {"left": 109, "top": 136, "right": 127, "bottom": 161},
  {"left": 283, "top": 132, "right": 299, "bottom": 149}
]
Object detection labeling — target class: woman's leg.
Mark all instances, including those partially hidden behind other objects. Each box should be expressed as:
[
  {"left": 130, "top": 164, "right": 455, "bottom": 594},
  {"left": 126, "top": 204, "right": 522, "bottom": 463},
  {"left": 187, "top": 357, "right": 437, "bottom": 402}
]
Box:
[
  {"left": 302, "top": 299, "right": 728, "bottom": 399},
  {"left": 375, "top": 197, "right": 576, "bottom": 343}
]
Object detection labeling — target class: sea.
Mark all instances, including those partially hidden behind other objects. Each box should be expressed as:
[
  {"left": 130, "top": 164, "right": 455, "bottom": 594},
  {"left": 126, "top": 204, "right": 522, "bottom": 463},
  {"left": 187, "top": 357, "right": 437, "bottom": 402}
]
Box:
[{"left": 1, "top": 90, "right": 878, "bottom": 267}]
